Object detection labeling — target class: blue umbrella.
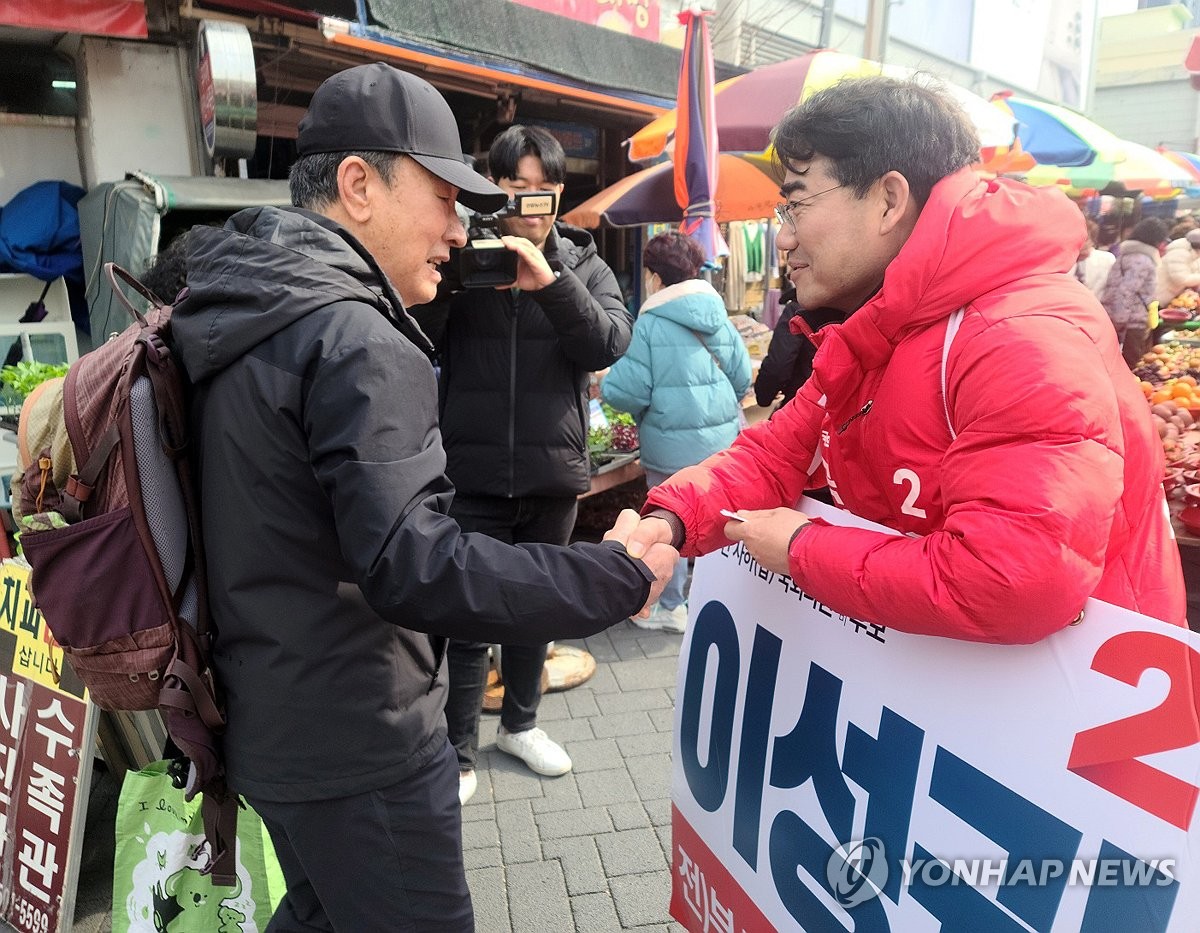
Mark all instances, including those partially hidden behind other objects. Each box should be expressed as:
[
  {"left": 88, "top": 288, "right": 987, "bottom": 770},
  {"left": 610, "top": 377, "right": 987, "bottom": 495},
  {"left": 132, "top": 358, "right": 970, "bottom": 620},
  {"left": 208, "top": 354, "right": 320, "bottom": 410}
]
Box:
[{"left": 672, "top": 9, "right": 726, "bottom": 262}]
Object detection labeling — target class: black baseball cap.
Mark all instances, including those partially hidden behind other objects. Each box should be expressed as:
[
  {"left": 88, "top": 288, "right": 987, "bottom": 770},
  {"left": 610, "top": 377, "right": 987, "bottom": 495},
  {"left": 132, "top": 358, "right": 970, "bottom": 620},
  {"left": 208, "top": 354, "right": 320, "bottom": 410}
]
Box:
[{"left": 297, "top": 63, "right": 508, "bottom": 213}]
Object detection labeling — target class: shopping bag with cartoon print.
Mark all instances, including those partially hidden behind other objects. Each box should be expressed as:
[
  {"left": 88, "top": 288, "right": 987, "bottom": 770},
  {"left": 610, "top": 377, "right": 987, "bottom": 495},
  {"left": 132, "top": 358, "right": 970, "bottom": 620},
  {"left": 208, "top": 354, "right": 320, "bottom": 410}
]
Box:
[{"left": 112, "top": 760, "right": 284, "bottom": 932}]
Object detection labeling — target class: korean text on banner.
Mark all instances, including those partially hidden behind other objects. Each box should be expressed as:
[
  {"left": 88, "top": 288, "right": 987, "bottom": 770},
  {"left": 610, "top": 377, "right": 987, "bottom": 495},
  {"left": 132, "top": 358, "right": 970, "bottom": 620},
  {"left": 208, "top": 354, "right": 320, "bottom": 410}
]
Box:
[{"left": 671, "top": 499, "right": 1199, "bottom": 932}]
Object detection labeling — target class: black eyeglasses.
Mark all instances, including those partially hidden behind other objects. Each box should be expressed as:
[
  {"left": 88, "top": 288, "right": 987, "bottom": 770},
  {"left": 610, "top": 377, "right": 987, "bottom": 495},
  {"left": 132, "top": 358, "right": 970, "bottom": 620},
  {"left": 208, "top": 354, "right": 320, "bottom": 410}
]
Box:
[{"left": 774, "top": 184, "right": 844, "bottom": 229}]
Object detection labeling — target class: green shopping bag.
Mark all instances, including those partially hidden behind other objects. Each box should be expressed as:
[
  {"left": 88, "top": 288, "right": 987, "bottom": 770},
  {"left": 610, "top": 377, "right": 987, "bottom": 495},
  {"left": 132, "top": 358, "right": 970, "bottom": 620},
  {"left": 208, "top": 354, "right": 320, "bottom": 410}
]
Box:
[{"left": 112, "top": 760, "right": 285, "bottom": 932}]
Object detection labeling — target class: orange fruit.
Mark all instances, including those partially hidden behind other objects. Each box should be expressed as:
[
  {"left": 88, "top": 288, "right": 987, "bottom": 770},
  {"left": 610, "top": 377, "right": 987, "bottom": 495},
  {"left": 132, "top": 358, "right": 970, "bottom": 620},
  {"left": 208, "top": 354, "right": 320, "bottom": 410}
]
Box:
[
  {"left": 1152, "top": 389, "right": 1175, "bottom": 404},
  {"left": 1173, "top": 383, "right": 1194, "bottom": 399},
  {"left": 1181, "top": 375, "right": 1199, "bottom": 387}
]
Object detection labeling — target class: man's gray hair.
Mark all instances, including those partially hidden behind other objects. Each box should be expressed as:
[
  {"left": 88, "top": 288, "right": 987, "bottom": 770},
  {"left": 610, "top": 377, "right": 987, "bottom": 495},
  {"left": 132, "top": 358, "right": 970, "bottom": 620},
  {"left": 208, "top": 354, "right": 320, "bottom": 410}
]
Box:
[{"left": 288, "top": 151, "right": 403, "bottom": 210}]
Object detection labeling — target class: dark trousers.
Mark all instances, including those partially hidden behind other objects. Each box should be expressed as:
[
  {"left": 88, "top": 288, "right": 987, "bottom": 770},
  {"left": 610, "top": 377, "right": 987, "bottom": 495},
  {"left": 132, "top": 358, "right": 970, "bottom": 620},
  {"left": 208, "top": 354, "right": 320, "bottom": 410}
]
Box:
[
  {"left": 445, "top": 493, "right": 578, "bottom": 771},
  {"left": 250, "top": 739, "right": 472, "bottom": 932}
]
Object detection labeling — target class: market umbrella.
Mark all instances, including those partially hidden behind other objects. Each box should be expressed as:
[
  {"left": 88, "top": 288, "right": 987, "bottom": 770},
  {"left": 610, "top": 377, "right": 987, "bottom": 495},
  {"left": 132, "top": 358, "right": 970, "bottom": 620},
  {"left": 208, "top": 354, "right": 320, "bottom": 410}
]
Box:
[
  {"left": 561, "top": 153, "right": 779, "bottom": 228},
  {"left": 1157, "top": 148, "right": 1200, "bottom": 197},
  {"left": 627, "top": 49, "right": 1023, "bottom": 171},
  {"left": 672, "top": 8, "right": 724, "bottom": 260},
  {"left": 1004, "top": 97, "right": 1193, "bottom": 200}
]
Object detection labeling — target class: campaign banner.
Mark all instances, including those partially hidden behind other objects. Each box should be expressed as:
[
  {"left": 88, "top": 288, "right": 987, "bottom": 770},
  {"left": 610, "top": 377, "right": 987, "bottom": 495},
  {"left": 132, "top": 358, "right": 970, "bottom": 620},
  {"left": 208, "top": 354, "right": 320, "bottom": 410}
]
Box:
[{"left": 670, "top": 500, "right": 1200, "bottom": 932}]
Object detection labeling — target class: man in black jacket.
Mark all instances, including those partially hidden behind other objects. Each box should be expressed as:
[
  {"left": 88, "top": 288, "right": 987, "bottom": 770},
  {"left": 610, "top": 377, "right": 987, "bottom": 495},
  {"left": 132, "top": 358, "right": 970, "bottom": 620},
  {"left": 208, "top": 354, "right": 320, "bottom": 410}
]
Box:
[
  {"left": 170, "top": 65, "right": 673, "bottom": 932},
  {"left": 412, "top": 126, "right": 633, "bottom": 802}
]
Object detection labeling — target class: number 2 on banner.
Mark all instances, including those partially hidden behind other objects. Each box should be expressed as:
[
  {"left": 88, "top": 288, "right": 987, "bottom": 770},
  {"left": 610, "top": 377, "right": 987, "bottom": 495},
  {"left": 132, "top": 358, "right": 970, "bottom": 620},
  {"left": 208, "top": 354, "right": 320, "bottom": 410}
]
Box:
[{"left": 1067, "top": 630, "right": 1200, "bottom": 830}]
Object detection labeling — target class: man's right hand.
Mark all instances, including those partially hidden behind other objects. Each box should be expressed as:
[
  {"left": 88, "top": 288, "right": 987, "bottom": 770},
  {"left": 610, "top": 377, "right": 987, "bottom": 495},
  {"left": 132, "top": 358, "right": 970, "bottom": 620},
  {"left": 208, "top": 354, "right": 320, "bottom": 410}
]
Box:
[{"left": 604, "top": 510, "right": 679, "bottom": 618}]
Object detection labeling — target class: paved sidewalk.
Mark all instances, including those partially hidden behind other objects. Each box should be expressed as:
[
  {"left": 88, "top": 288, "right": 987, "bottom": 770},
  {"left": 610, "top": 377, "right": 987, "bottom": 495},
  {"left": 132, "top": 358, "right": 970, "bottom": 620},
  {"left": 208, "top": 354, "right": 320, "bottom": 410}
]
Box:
[
  {"left": 464, "top": 622, "right": 686, "bottom": 933},
  {"left": 50, "top": 617, "right": 687, "bottom": 933}
]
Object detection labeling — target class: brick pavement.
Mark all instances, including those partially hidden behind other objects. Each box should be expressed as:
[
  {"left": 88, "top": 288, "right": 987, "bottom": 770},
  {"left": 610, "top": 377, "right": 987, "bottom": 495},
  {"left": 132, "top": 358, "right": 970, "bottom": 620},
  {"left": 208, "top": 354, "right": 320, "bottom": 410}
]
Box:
[
  {"left": 50, "top": 617, "right": 687, "bottom": 933},
  {"left": 463, "top": 622, "right": 686, "bottom": 933}
]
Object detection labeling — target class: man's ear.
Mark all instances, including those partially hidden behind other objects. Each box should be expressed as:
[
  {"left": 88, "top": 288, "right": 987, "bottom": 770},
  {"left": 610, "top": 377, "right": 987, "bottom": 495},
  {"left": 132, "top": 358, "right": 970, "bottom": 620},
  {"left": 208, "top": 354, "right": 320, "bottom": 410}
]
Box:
[
  {"left": 878, "top": 171, "right": 913, "bottom": 235},
  {"left": 336, "top": 156, "right": 374, "bottom": 224}
]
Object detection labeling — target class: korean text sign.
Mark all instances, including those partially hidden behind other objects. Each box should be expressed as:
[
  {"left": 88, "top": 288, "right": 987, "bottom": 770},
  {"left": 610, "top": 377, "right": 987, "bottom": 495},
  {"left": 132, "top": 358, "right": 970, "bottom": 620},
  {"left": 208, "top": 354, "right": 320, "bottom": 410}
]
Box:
[{"left": 671, "top": 503, "right": 1199, "bottom": 932}]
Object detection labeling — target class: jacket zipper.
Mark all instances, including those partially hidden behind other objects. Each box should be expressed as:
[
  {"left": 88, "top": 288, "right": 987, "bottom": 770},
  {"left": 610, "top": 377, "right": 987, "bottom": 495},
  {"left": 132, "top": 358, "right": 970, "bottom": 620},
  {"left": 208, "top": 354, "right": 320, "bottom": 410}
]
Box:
[
  {"left": 507, "top": 295, "right": 518, "bottom": 498},
  {"left": 837, "top": 399, "right": 873, "bottom": 434}
]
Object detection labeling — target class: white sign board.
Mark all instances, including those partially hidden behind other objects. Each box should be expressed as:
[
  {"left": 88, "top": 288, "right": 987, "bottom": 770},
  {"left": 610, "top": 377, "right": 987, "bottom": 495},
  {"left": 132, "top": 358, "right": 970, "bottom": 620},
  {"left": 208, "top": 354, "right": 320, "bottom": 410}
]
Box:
[{"left": 671, "top": 501, "right": 1199, "bottom": 932}]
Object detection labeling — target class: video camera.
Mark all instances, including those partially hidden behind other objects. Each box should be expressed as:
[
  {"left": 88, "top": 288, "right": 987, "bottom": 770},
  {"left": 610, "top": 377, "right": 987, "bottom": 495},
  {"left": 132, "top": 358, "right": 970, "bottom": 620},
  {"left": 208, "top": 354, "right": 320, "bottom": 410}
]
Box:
[{"left": 459, "top": 191, "right": 559, "bottom": 288}]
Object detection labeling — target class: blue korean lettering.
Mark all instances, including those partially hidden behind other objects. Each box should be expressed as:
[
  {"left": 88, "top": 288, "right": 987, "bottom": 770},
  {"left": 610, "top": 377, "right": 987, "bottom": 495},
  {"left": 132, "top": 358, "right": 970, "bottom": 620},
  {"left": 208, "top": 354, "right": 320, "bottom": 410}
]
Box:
[
  {"left": 911, "top": 748, "right": 1082, "bottom": 931},
  {"left": 1079, "top": 840, "right": 1178, "bottom": 933},
  {"left": 678, "top": 600, "right": 740, "bottom": 812},
  {"left": 732, "top": 624, "right": 781, "bottom": 870}
]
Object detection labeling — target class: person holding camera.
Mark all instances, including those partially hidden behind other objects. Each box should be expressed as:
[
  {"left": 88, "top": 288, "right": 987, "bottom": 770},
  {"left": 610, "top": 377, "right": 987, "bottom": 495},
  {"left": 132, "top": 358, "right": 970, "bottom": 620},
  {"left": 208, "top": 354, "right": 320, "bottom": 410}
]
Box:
[{"left": 412, "top": 125, "right": 633, "bottom": 803}]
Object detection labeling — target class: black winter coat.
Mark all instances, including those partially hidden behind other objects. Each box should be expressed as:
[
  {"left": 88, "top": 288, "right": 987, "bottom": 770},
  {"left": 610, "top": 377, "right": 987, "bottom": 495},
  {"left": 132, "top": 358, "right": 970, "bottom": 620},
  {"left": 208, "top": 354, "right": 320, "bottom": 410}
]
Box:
[
  {"left": 754, "top": 300, "right": 844, "bottom": 408},
  {"left": 172, "top": 208, "right": 654, "bottom": 802},
  {"left": 414, "top": 224, "right": 632, "bottom": 498}
]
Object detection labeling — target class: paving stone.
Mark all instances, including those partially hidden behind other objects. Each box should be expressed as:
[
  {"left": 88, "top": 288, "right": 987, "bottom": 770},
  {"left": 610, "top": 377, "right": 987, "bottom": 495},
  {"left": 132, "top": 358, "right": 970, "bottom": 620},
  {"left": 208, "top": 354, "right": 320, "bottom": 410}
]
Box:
[
  {"left": 616, "top": 731, "right": 673, "bottom": 759},
  {"left": 536, "top": 691, "right": 572, "bottom": 721},
  {"left": 462, "top": 816, "right": 501, "bottom": 851},
  {"left": 607, "top": 800, "right": 651, "bottom": 831},
  {"left": 583, "top": 632, "right": 622, "bottom": 663},
  {"left": 488, "top": 760, "right": 549, "bottom": 802},
  {"left": 466, "top": 866, "right": 510, "bottom": 933},
  {"left": 530, "top": 771, "right": 583, "bottom": 814},
  {"left": 643, "top": 797, "right": 672, "bottom": 827},
  {"left": 535, "top": 716, "right": 598, "bottom": 744},
  {"left": 569, "top": 891, "right": 624, "bottom": 933},
  {"left": 611, "top": 657, "right": 683, "bottom": 692},
  {"left": 649, "top": 707, "right": 675, "bottom": 732},
  {"left": 464, "top": 846, "right": 503, "bottom": 870},
  {"left": 610, "top": 872, "right": 674, "bottom": 927},
  {"left": 597, "top": 827, "right": 670, "bottom": 877},
  {"left": 496, "top": 799, "right": 540, "bottom": 865},
  {"left": 542, "top": 835, "right": 608, "bottom": 895},
  {"left": 536, "top": 807, "right": 614, "bottom": 840},
  {"left": 656, "top": 823, "right": 673, "bottom": 863},
  {"left": 611, "top": 634, "right": 649, "bottom": 661},
  {"left": 577, "top": 767, "right": 639, "bottom": 808},
  {"left": 628, "top": 753, "right": 673, "bottom": 801},
  {"left": 506, "top": 860, "right": 573, "bottom": 933},
  {"left": 636, "top": 634, "right": 684, "bottom": 659},
  {"left": 596, "top": 688, "right": 674, "bottom": 715},
  {"left": 584, "top": 663, "right": 623, "bottom": 694},
  {"left": 565, "top": 691, "right": 602, "bottom": 718},
  {"left": 564, "top": 736, "right": 622, "bottom": 773},
  {"left": 590, "top": 710, "right": 656, "bottom": 739}
]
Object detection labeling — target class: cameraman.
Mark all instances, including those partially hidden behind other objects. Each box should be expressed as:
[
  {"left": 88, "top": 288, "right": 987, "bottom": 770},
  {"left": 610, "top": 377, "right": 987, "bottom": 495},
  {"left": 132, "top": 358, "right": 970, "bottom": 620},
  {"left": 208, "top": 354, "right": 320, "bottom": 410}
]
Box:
[{"left": 412, "top": 126, "right": 633, "bottom": 803}]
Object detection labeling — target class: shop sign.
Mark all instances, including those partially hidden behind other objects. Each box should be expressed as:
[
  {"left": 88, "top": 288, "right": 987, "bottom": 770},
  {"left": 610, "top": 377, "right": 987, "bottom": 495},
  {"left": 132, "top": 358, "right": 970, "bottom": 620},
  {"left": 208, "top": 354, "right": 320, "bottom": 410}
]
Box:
[
  {"left": 0, "top": 562, "right": 96, "bottom": 933},
  {"left": 195, "top": 20, "right": 258, "bottom": 160},
  {"left": 540, "top": 121, "right": 600, "bottom": 161},
  {"left": 672, "top": 499, "right": 1200, "bottom": 932},
  {"left": 509, "top": 0, "right": 660, "bottom": 42}
]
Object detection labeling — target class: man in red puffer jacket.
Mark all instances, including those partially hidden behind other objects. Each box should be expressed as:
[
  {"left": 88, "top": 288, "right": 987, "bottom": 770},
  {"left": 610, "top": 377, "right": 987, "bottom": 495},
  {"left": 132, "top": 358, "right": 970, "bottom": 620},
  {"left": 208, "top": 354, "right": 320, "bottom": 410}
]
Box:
[{"left": 619, "top": 75, "right": 1185, "bottom": 642}]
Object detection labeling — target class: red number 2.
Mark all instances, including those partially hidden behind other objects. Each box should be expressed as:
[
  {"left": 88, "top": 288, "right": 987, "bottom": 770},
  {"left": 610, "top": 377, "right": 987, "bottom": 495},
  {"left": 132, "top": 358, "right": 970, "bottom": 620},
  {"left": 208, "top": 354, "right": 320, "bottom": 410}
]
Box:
[{"left": 1067, "top": 630, "right": 1200, "bottom": 830}]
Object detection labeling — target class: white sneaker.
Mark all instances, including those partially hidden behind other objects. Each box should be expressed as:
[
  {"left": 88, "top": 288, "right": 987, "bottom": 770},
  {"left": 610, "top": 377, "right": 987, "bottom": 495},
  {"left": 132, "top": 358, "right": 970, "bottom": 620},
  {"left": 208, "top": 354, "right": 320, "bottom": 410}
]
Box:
[
  {"left": 632, "top": 602, "right": 687, "bottom": 633},
  {"left": 495, "top": 726, "right": 572, "bottom": 776},
  {"left": 458, "top": 770, "right": 477, "bottom": 806}
]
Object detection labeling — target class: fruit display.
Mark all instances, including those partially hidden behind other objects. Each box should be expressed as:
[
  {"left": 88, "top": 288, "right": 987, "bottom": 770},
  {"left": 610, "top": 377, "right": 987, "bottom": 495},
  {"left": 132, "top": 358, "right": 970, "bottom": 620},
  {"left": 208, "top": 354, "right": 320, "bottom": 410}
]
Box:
[
  {"left": 1133, "top": 342, "right": 1200, "bottom": 385},
  {"left": 1168, "top": 289, "right": 1200, "bottom": 312}
]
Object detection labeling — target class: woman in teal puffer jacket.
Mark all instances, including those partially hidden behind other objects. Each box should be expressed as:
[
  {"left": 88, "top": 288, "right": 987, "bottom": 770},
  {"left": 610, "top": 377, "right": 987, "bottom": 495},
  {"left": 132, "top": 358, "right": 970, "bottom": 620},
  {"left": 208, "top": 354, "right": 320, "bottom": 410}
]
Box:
[{"left": 602, "top": 230, "right": 751, "bottom": 631}]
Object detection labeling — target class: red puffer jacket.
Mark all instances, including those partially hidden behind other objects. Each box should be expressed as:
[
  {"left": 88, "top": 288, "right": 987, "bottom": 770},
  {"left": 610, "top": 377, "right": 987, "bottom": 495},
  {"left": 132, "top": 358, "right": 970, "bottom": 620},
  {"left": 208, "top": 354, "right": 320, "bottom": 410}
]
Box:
[{"left": 646, "top": 168, "right": 1186, "bottom": 642}]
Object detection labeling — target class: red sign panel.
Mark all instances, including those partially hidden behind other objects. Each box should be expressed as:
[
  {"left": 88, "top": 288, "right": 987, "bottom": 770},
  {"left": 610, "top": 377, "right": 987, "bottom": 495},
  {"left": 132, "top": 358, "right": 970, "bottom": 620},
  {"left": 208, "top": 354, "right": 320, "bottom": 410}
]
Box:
[{"left": 509, "top": 0, "right": 660, "bottom": 42}]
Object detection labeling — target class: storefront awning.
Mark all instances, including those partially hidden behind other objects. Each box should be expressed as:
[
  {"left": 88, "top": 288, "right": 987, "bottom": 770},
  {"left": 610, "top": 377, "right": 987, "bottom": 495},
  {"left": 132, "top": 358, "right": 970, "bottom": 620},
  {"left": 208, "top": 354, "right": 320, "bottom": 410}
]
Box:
[
  {"left": 352, "top": 0, "right": 698, "bottom": 116},
  {"left": 3, "top": 0, "right": 147, "bottom": 39},
  {"left": 323, "top": 21, "right": 670, "bottom": 117}
]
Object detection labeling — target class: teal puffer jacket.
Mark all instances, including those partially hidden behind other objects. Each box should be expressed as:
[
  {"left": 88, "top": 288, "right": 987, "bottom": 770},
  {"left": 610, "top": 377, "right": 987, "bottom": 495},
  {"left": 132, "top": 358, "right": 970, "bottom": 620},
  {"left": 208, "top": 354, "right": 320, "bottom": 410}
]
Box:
[{"left": 602, "top": 279, "right": 751, "bottom": 474}]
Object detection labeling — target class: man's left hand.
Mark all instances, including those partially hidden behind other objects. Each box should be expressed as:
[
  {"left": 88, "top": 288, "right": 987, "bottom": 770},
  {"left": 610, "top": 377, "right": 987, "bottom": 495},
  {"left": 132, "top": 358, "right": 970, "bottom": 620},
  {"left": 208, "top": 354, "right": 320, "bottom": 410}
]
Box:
[
  {"left": 723, "top": 508, "right": 811, "bottom": 575},
  {"left": 498, "top": 235, "right": 557, "bottom": 291}
]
